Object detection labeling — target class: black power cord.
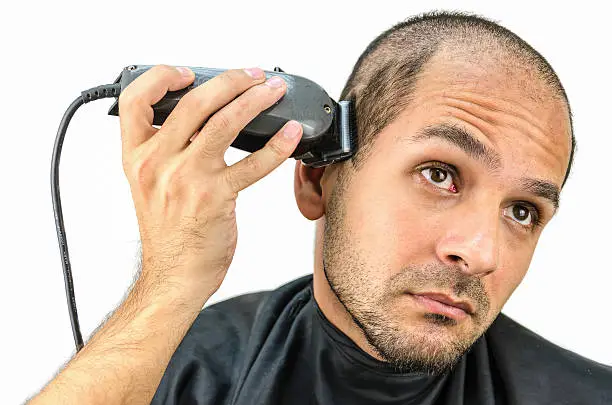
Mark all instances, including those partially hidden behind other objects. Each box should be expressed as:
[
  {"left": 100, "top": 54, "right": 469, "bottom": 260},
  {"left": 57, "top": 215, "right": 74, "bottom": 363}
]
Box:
[{"left": 51, "top": 83, "right": 122, "bottom": 352}]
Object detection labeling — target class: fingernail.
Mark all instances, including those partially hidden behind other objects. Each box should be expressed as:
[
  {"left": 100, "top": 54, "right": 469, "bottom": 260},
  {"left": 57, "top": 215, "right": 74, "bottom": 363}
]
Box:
[
  {"left": 244, "top": 67, "right": 264, "bottom": 79},
  {"left": 283, "top": 121, "right": 301, "bottom": 139},
  {"left": 266, "top": 76, "right": 284, "bottom": 88},
  {"left": 176, "top": 66, "right": 192, "bottom": 76}
]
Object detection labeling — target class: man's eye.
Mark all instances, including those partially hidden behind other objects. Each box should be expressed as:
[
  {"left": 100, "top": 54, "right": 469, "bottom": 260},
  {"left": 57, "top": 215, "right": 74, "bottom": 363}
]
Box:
[
  {"left": 503, "top": 203, "right": 535, "bottom": 227},
  {"left": 420, "top": 167, "right": 456, "bottom": 192}
]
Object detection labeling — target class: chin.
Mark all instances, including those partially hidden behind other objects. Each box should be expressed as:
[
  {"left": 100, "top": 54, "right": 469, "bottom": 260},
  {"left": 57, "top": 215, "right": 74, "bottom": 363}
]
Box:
[
  {"left": 377, "top": 327, "right": 474, "bottom": 374},
  {"left": 360, "top": 309, "right": 481, "bottom": 374}
]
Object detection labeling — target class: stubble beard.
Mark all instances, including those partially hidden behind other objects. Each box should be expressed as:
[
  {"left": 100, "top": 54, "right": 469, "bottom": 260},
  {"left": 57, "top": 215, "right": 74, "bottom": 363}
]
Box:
[{"left": 321, "top": 170, "right": 491, "bottom": 375}]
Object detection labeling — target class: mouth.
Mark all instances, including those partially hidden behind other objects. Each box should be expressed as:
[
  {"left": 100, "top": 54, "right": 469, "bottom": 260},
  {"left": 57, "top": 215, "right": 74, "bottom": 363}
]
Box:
[{"left": 408, "top": 292, "right": 475, "bottom": 321}]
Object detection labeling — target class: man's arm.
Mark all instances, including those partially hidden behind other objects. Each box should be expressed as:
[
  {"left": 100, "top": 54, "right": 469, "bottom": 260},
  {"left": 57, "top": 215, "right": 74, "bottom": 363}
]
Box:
[
  {"left": 27, "top": 65, "right": 302, "bottom": 405},
  {"left": 28, "top": 276, "right": 212, "bottom": 405}
]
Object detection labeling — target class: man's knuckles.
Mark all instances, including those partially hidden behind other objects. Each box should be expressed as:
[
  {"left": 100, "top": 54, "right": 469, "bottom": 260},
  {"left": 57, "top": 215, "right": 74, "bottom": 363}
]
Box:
[{"left": 119, "top": 64, "right": 185, "bottom": 107}]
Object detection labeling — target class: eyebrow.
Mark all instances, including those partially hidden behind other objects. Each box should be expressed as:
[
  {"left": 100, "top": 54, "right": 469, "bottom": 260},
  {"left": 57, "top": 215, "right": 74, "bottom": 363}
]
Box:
[{"left": 401, "top": 123, "right": 560, "bottom": 211}]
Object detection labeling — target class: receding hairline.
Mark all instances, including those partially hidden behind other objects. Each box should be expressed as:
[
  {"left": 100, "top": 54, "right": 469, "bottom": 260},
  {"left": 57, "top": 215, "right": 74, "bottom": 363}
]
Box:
[{"left": 338, "top": 11, "right": 575, "bottom": 188}]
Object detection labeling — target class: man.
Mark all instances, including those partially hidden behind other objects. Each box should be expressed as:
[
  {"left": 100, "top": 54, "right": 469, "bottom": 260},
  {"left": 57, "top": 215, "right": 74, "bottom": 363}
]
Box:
[{"left": 29, "top": 11, "right": 611, "bottom": 405}]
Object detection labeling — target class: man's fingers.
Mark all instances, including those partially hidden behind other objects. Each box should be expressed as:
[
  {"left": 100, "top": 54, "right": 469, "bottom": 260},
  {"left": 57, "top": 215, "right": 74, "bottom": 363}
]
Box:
[
  {"left": 224, "top": 120, "right": 303, "bottom": 194},
  {"left": 157, "top": 68, "right": 267, "bottom": 154},
  {"left": 118, "top": 64, "right": 195, "bottom": 155},
  {"left": 187, "top": 75, "right": 287, "bottom": 158}
]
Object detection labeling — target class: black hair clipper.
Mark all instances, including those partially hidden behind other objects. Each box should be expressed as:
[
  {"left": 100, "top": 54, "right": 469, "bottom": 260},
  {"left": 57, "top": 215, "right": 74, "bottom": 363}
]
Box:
[
  {"left": 107, "top": 65, "right": 357, "bottom": 167},
  {"left": 53, "top": 65, "right": 358, "bottom": 352}
]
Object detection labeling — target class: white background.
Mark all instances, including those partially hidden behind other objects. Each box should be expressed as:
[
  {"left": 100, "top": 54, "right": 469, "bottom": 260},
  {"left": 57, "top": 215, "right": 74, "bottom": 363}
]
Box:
[{"left": 1, "top": 1, "right": 610, "bottom": 403}]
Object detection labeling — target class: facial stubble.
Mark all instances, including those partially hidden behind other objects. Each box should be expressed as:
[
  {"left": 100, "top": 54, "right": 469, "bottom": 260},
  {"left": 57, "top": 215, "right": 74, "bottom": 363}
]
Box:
[{"left": 321, "top": 168, "right": 492, "bottom": 375}]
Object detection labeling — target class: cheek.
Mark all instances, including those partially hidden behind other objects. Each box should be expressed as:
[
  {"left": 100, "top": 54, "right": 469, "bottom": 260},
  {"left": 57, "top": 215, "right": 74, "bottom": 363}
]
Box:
[
  {"left": 484, "top": 248, "right": 533, "bottom": 312},
  {"left": 347, "top": 175, "right": 437, "bottom": 273},
  {"left": 392, "top": 200, "right": 440, "bottom": 262}
]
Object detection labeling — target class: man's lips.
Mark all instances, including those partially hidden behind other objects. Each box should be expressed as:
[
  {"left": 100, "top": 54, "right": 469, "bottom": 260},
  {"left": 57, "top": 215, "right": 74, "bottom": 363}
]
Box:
[{"left": 408, "top": 292, "right": 475, "bottom": 321}]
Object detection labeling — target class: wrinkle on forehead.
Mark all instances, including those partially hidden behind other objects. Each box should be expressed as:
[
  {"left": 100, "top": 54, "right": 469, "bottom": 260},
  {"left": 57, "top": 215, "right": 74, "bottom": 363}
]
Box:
[
  {"left": 422, "top": 43, "right": 570, "bottom": 124},
  {"left": 440, "top": 94, "right": 567, "bottom": 175},
  {"left": 405, "top": 50, "right": 572, "bottom": 185}
]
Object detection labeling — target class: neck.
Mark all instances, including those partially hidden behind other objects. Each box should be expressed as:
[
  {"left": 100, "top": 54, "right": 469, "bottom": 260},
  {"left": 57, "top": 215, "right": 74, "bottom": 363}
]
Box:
[{"left": 312, "top": 217, "right": 387, "bottom": 362}]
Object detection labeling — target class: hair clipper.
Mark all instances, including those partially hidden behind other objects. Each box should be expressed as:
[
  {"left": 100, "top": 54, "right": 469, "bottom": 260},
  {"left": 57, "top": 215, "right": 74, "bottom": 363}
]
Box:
[{"left": 107, "top": 65, "right": 357, "bottom": 167}]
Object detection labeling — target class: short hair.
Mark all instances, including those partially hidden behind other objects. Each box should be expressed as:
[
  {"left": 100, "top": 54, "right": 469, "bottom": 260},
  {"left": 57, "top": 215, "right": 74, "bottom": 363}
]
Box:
[{"left": 339, "top": 10, "right": 575, "bottom": 187}]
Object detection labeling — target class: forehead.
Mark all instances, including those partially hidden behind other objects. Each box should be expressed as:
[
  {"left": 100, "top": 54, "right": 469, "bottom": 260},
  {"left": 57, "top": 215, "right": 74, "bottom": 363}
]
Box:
[{"left": 389, "top": 50, "right": 572, "bottom": 187}]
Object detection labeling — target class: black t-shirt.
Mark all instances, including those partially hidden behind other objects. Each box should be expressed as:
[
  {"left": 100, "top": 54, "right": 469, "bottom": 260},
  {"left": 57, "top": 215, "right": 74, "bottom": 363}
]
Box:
[{"left": 151, "top": 275, "right": 612, "bottom": 404}]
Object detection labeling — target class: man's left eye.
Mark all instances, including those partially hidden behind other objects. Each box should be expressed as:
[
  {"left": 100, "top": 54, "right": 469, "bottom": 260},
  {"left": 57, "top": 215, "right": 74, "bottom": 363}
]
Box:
[
  {"left": 420, "top": 167, "right": 456, "bottom": 192},
  {"left": 503, "top": 204, "right": 533, "bottom": 226}
]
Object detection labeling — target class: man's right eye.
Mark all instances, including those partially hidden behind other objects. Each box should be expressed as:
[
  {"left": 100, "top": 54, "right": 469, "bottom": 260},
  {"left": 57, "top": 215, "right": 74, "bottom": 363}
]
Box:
[{"left": 420, "top": 164, "right": 458, "bottom": 193}]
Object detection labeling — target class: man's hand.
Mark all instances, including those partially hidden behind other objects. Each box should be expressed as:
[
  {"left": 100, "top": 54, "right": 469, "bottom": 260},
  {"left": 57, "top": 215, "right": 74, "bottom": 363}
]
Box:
[
  {"left": 121, "top": 65, "right": 302, "bottom": 299},
  {"left": 27, "top": 65, "right": 302, "bottom": 405}
]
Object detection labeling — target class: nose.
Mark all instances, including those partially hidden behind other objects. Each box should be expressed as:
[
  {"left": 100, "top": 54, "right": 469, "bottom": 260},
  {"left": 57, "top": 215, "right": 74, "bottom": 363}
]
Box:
[{"left": 435, "top": 205, "right": 500, "bottom": 277}]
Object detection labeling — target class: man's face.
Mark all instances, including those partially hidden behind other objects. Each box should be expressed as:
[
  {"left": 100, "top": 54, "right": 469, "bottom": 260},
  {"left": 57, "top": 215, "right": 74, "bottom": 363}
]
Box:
[{"left": 322, "top": 52, "right": 571, "bottom": 374}]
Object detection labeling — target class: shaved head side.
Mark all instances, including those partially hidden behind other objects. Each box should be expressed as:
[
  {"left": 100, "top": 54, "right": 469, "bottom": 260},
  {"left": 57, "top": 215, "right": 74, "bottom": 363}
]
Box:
[
  {"left": 339, "top": 11, "right": 575, "bottom": 187},
  {"left": 312, "top": 10, "right": 576, "bottom": 375}
]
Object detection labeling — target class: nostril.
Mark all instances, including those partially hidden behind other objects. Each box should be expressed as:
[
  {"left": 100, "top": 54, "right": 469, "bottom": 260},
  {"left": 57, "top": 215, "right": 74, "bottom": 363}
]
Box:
[{"left": 449, "top": 254, "right": 462, "bottom": 262}]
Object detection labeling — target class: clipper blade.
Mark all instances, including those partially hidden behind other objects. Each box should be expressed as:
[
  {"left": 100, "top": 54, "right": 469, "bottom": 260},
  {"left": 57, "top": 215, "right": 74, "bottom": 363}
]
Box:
[{"left": 298, "top": 100, "right": 357, "bottom": 167}]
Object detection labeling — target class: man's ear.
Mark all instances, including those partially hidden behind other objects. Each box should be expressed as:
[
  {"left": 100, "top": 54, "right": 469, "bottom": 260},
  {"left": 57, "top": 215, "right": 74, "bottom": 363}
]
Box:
[{"left": 294, "top": 161, "right": 329, "bottom": 220}]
